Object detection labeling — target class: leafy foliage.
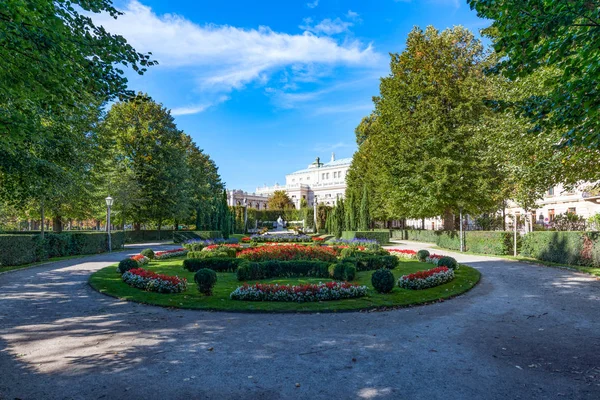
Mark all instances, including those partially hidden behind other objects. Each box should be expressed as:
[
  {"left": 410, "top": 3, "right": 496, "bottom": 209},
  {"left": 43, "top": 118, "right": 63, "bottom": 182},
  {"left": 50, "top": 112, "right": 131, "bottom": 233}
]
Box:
[
  {"left": 194, "top": 268, "right": 217, "bottom": 295},
  {"left": 371, "top": 269, "right": 395, "bottom": 293},
  {"left": 267, "top": 190, "right": 294, "bottom": 210}
]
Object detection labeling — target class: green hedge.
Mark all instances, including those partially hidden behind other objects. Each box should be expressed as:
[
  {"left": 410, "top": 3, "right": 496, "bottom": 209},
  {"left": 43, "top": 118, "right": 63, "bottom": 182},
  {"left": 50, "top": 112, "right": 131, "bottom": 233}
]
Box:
[
  {"left": 183, "top": 257, "right": 243, "bottom": 272},
  {"left": 0, "top": 232, "right": 125, "bottom": 267},
  {"left": 520, "top": 232, "right": 586, "bottom": 265},
  {"left": 341, "top": 231, "right": 390, "bottom": 244},
  {"left": 173, "top": 231, "right": 223, "bottom": 243},
  {"left": 342, "top": 255, "right": 399, "bottom": 271},
  {"left": 236, "top": 260, "right": 330, "bottom": 281},
  {"left": 124, "top": 230, "right": 173, "bottom": 243},
  {"left": 397, "top": 230, "right": 516, "bottom": 255}
]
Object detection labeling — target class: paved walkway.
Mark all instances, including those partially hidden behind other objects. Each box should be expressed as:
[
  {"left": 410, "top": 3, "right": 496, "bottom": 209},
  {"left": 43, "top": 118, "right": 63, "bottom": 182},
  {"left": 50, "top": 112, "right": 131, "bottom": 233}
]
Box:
[{"left": 0, "top": 242, "right": 599, "bottom": 399}]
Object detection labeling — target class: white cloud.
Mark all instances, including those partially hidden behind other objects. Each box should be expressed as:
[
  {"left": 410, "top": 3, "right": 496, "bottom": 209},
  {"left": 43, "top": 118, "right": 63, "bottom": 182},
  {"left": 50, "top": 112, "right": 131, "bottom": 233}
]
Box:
[
  {"left": 312, "top": 141, "right": 355, "bottom": 152},
  {"left": 300, "top": 17, "right": 353, "bottom": 35},
  {"left": 171, "top": 95, "right": 229, "bottom": 116},
  {"left": 94, "top": 1, "right": 380, "bottom": 94},
  {"left": 346, "top": 10, "right": 360, "bottom": 20},
  {"left": 306, "top": 0, "right": 319, "bottom": 8},
  {"left": 313, "top": 102, "right": 373, "bottom": 115}
]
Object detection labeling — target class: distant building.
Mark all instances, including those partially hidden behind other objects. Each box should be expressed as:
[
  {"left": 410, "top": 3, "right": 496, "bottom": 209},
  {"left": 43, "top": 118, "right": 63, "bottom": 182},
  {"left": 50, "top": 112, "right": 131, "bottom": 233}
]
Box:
[{"left": 228, "top": 153, "right": 352, "bottom": 209}]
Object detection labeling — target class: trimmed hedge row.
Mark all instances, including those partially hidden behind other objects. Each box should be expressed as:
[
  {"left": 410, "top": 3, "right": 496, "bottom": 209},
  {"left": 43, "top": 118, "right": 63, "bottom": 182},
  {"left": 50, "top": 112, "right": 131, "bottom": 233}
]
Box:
[
  {"left": 341, "top": 230, "right": 390, "bottom": 244},
  {"left": 0, "top": 232, "right": 125, "bottom": 267},
  {"left": 342, "top": 255, "right": 399, "bottom": 271},
  {"left": 520, "top": 231, "right": 600, "bottom": 266},
  {"left": 173, "top": 231, "right": 223, "bottom": 243},
  {"left": 183, "top": 257, "right": 243, "bottom": 272},
  {"left": 124, "top": 230, "right": 173, "bottom": 243},
  {"left": 237, "top": 260, "right": 330, "bottom": 281},
  {"left": 395, "top": 230, "right": 517, "bottom": 255}
]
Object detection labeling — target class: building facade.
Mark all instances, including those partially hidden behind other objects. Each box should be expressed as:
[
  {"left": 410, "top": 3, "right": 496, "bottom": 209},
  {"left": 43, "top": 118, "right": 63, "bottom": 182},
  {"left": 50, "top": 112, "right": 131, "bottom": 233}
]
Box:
[
  {"left": 253, "top": 153, "right": 352, "bottom": 208},
  {"left": 226, "top": 189, "right": 270, "bottom": 210},
  {"left": 505, "top": 184, "right": 600, "bottom": 228}
]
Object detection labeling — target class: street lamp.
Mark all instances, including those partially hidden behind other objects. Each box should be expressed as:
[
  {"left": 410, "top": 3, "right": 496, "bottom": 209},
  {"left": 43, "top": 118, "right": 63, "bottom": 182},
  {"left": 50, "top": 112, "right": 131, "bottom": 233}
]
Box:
[
  {"left": 313, "top": 195, "right": 318, "bottom": 232},
  {"left": 243, "top": 198, "right": 248, "bottom": 234},
  {"left": 105, "top": 196, "right": 113, "bottom": 252}
]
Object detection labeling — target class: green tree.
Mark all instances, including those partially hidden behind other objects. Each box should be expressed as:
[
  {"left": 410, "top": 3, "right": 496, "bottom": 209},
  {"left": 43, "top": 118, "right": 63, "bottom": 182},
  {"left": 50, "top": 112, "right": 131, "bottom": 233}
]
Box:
[
  {"left": 349, "top": 26, "right": 504, "bottom": 227},
  {"left": 468, "top": 0, "right": 600, "bottom": 147},
  {"left": 268, "top": 190, "right": 294, "bottom": 210},
  {"left": 359, "top": 186, "right": 371, "bottom": 230}
]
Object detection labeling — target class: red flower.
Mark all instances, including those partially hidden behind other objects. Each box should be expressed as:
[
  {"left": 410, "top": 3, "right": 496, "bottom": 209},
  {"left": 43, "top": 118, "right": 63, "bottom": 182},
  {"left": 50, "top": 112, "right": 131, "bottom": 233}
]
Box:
[
  {"left": 237, "top": 244, "right": 337, "bottom": 262},
  {"left": 242, "top": 237, "right": 251, "bottom": 242},
  {"left": 403, "top": 267, "right": 449, "bottom": 281}
]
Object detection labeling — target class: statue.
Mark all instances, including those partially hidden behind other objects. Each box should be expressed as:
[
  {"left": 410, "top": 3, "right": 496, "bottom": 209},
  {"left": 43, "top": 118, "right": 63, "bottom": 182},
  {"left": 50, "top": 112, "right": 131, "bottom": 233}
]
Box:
[{"left": 276, "top": 216, "right": 284, "bottom": 231}]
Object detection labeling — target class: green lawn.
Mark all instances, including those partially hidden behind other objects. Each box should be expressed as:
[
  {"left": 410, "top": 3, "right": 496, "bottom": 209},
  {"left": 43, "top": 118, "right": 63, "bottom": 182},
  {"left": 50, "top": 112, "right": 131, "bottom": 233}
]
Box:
[{"left": 89, "top": 258, "right": 480, "bottom": 312}]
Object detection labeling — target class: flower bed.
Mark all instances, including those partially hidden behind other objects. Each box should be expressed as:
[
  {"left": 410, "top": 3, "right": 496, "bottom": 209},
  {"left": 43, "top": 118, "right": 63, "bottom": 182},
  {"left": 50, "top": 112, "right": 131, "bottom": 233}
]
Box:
[
  {"left": 237, "top": 244, "right": 337, "bottom": 262},
  {"left": 154, "top": 248, "right": 188, "bottom": 260},
  {"left": 131, "top": 254, "right": 149, "bottom": 266},
  {"left": 230, "top": 281, "right": 368, "bottom": 302},
  {"left": 249, "top": 234, "right": 312, "bottom": 243},
  {"left": 425, "top": 254, "right": 444, "bottom": 265},
  {"left": 388, "top": 249, "right": 417, "bottom": 259},
  {"left": 122, "top": 268, "right": 188, "bottom": 293},
  {"left": 328, "top": 238, "right": 379, "bottom": 246},
  {"left": 397, "top": 266, "right": 455, "bottom": 290}
]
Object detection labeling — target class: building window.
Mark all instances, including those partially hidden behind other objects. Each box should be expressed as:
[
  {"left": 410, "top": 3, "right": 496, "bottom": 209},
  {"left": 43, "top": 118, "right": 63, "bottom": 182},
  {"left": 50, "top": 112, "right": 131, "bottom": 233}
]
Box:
[
  {"left": 326, "top": 173, "right": 330, "bottom": 179},
  {"left": 548, "top": 187, "right": 555, "bottom": 196},
  {"left": 548, "top": 209, "right": 555, "bottom": 222},
  {"left": 322, "top": 173, "right": 325, "bottom": 180},
  {"left": 568, "top": 207, "right": 576, "bottom": 215},
  {"left": 307, "top": 177, "right": 310, "bottom": 180}
]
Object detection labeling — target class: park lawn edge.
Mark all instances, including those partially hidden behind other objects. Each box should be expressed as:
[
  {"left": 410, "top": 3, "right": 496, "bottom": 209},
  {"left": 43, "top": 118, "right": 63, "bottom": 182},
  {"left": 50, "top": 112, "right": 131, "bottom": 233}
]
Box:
[{"left": 88, "top": 260, "right": 481, "bottom": 314}]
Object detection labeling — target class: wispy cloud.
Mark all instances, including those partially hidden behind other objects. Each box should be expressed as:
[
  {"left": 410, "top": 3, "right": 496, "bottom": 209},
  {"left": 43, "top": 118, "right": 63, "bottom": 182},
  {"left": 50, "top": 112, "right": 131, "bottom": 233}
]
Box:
[
  {"left": 346, "top": 10, "right": 360, "bottom": 20},
  {"left": 313, "top": 103, "right": 373, "bottom": 115},
  {"left": 306, "top": 0, "right": 319, "bottom": 9},
  {"left": 300, "top": 17, "right": 353, "bottom": 35},
  {"left": 171, "top": 96, "right": 230, "bottom": 116},
  {"left": 94, "top": 1, "right": 381, "bottom": 95}
]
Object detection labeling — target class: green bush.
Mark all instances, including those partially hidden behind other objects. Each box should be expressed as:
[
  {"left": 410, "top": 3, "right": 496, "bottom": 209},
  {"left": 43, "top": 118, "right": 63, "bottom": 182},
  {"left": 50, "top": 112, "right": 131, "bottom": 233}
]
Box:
[
  {"left": 236, "top": 260, "right": 330, "bottom": 281},
  {"left": 194, "top": 269, "right": 217, "bottom": 295},
  {"left": 0, "top": 235, "right": 42, "bottom": 266},
  {"left": 417, "top": 250, "right": 430, "bottom": 262},
  {"left": 371, "top": 269, "right": 395, "bottom": 293},
  {"left": 436, "top": 232, "right": 461, "bottom": 251},
  {"left": 399, "top": 229, "right": 440, "bottom": 243},
  {"left": 183, "top": 242, "right": 204, "bottom": 252},
  {"left": 140, "top": 248, "right": 155, "bottom": 259},
  {"left": 437, "top": 256, "right": 458, "bottom": 270},
  {"left": 117, "top": 258, "right": 139, "bottom": 274},
  {"left": 183, "top": 258, "right": 243, "bottom": 273},
  {"left": 341, "top": 231, "right": 390, "bottom": 244},
  {"left": 521, "top": 231, "right": 585, "bottom": 265},
  {"left": 343, "top": 255, "right": 399, "bottom": 271},
  {"left": 46, "top": 233, "right": 71, "bottom": 258},
  {"left": 340, "top": 247, "right": 361, "bottom": 258},
  {"left": 344, "top": 264, "right": 357, "bottom": 281},
  {"left": 187, "top": 246, "right": 236, "bottom": 259},
  {"left": 173, "top": 231, "right": 223, "bottom": 243},
  {"left": 328, "top": 262, "right": 356, "bottom": 281}
]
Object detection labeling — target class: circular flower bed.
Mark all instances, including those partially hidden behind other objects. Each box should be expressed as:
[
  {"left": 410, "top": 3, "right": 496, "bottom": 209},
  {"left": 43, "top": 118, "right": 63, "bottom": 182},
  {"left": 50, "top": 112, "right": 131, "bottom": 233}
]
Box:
[
  {"left": 237, "top": 244, "right": 337, "bottom": 262},
  {"left": 398, "top": 266, "right": 455, "bottom": 290},
  {"left": 122, "top": 267, "right": 188, "bottom": 293},
  {"left": 155, "top": 248, "right": 188, "bottom": 260},
  {"left": 230, "top": 281, "right": 368, "bottom": 302}
]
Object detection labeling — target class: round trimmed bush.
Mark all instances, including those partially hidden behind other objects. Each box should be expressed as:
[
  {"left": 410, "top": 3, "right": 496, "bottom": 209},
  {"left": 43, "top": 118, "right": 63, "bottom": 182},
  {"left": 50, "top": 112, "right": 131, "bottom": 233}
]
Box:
[
  {"left": 140, "top": 248, "right": 155, "bottom": 259},
  {"left": 437, "top": 256, "right": 458, "bottom": 270},
  {"left": 194, "top": 268, "right": 217, "bottom": 295},
  {"left": 417, "top": 249, "right": 430, "bottom": 262},
  {"left": 344, "top": 264, "right": 357, "bottom": 281},
  {"left": 371, "top": 268, "right": 395, "bottom": 293},
  {"left": 117, "top": 258, "right": 138, "bottom": 274}
]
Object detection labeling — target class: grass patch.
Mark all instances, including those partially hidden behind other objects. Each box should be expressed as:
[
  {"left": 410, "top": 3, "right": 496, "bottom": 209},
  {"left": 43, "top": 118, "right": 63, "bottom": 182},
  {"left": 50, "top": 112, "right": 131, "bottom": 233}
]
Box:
[{"left": 89, "top": 258, "right": 480, "bottom": 312}]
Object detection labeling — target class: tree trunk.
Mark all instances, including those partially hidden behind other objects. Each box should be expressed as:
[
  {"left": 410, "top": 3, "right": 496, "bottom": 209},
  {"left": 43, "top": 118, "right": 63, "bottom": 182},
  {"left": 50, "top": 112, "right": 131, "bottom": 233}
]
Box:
[
  {"left": 52, "top": 215, "right": 63, "bottom": 233},
  {"left": 134, "top": 222, "right": 141, "bottom": 231},
  {"left": 443, "top": 209, "right": 455, "bottom": 231},
  {"left": 502, "top": 202, "right": 506, "bottom": 231},
  {"left": 96, "top": 220, "right": 101, "bottom": 230}
]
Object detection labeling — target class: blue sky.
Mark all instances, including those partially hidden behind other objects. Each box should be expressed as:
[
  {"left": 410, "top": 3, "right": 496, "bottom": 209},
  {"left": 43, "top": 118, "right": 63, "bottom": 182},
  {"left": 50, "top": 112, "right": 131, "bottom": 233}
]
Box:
[{"left": 97, "top": 0, "right": 490, "bottom": 192}]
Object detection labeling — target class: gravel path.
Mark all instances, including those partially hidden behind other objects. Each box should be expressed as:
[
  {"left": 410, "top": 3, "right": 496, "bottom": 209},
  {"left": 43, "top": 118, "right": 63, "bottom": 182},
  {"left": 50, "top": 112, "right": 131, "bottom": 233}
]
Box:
[{"left": 1, "top": 241, "right": 599, "bottom": 400}]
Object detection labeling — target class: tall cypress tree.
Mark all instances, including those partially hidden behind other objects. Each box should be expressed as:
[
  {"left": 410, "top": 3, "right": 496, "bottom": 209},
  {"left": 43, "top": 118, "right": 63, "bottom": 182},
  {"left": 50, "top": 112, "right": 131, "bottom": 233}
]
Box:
[{"left": 359, "top": 186, "right": 370, "bottom": 230}]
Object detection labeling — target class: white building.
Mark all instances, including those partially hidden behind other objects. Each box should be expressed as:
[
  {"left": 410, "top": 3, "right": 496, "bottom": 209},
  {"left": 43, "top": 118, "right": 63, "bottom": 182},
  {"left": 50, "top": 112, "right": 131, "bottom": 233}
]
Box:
[
  {"left": 255, "top": 153, "right": 352, "bottom": 208},
  {"left": 226, "top": 189, "right": 269, "bottom": 209},
  {"left": 506, "top": 184, "right": 600, "bottom": 227}
]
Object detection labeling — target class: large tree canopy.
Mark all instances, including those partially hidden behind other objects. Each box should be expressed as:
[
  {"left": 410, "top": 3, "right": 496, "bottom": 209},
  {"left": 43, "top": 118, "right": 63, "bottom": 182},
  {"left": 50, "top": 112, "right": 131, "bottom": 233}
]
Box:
[
  {"left": 468, "top": 0, "right": 600, "bottom": 147},
  {"left": 0, "top": 0, "right": 155, "bottom": 152},
  {"left": 347, "top": 26, "right": 504, "bottom": 224}
]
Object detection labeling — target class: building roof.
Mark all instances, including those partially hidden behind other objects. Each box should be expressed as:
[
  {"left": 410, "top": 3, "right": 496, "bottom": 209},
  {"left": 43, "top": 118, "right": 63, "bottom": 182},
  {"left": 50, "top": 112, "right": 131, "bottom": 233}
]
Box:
[{"left": 288, "top": 157, "right": 353, "bottom": 175}]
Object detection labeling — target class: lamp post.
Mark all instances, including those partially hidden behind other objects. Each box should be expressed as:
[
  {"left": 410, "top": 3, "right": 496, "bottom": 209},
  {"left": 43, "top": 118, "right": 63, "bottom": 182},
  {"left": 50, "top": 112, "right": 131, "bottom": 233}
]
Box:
[
  {"left": 243, "top": 198, "right": 248, "bottom": 234},
  {"left": 105, "top": 196, "right": 113, "bottom": 252},
  {"left": 459, "top": 207, "right": 464, "bottom": 252}
]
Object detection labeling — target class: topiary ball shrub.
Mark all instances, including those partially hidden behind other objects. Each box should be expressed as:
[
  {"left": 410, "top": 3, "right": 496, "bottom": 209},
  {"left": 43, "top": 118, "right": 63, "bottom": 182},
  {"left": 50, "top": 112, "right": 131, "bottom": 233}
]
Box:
[
  {"left": 140, "top": 248, "right": 155, "bottom": 259},
  {"left": 344, "top": 264, "right": 357, "bottom": 281},
  {"left": 117, "top": 258, "right": 138, "bottom": 274},
  {"left": 417, "top": 249, "right": 430, "bottom": 262},
  {"left": 194, "top": 268, "right": 217, "bottom": 296},
  {"left": 437, "top": 256, "right": 458, "bottom": 270},
  {"left": 371, "top": 268, "right": 395, "bottom": 293}
]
